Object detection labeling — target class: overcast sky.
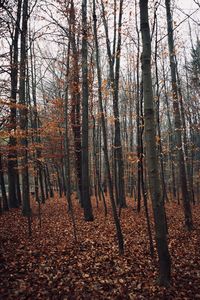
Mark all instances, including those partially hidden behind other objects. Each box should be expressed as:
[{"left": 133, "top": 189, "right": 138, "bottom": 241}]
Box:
[
  {"left": 172, "top": 0, "right": 199, "bottom": 46},
  {"left": 178, "top": 0, "right": 199, "bottom": 9}
]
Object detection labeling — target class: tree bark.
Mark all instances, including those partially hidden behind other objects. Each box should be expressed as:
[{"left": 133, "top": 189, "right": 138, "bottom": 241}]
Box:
[
  {"left": 81, "top": 0, "right": 94, "bottom": 221},
  {"left": 101, "top": 0, "right": 126, "bottom": 208},
  {"left": 165, "top": 0, "right": 193, "bottom": 230},
  {"left": 0, "top": 154, "right": 9, "bottom": 211},
  {"left": 140, "top": 0, "right": 171, "bottom": 286},
  {"left": 93, "top": 0, "right": 124, "bottom": 254},
  {"left": 8, "top": 0, "right": 22, "bottom": 208},
  {"left": 19, "top": 0, "right": 31, "bottom": 236},
  {"left": 69, "top": 0, "right": 82, "bottom": 204}
]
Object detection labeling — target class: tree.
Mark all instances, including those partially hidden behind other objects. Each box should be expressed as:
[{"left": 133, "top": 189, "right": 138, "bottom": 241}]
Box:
[
  {"left": 68, "top": 0, "right": 82, "bottom": 203},
  {"left": 93, "top": 0, "right": 124, "bottom": 254},
  {"left": 7, "top": 0, "right": 22, "bottom": 208},
  {"left": 81, "top": 0, "right": 94, "bottom": 221},
  {"left": 165, "top": 0, "right": 193, "bottom": 230},
  {"left": 101, "top": 0, "right": 126, "bottom": 208},
  {"left": 0, "top": 153, "right": 8, "bottom": 211},
  {"left": 18, "top": 0, "right": 32, "bottom": 237},
  {"left": 140, "top": 0, "right": 171, "bottom": 286},
  {"left": 191, "top": 38, "right": 200, "bottom": 89}
]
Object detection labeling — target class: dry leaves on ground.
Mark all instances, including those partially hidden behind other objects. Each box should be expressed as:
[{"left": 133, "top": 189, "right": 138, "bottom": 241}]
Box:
[{"left": 0, "top": 196, "right": 200, "bottom": 299}]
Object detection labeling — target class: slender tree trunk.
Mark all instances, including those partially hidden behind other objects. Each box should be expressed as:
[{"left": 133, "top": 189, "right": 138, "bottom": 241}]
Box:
[
  {"left": 46, "top": 166, "right": 53, "bottom": 198},
  {"left": 114, "top": 3, "right": 127, "bottom": 206},
  {"left": 0, "top": 154, "right": 9, "bottom": 211},
  {"left": 184, "top": 54, "right": 195, "bottom": 204},
  {"left": 161, "top": 60, "right": 177, "bottom": 200},
  {"left": 135, "top": 3, "right": 142, "bottom": 212},
  {"left": 8, "top": 0, "right": 22, "bottom": 208},
  {"left": 69, "top": 0, "right": 82, "bottom": 204},
  {"left": 92, "top": 114, "right": 107, "bottom": 216},
  {"left": 140, "top": 83, "right": 154, "bottom": 257},
  {"left": 165, "top": 0, "right": 193, "bottom": 230},
  {"left": 44, "top": 166, "right": 49, "bottom": 200},
  {"left": 81, "top": 0, "right": 94, "bottom": 221},
  {"left": 154, "top": 19, "right": 169, "bottom": 202},
  {"left": 101, "top": 0, "right": 126, "bottom": 208},
  {"left": 56, "top": 166, "right": 62, "bottom": 198},
  {"left": 18, "top": 0, "right": 31, "bottom": 237},
  {"left": 93, "top": 0, "right": 124, "bottom": 254},
  {"left": 19, "top": 0, "right": 31, "bottom": 221},
  {"left": 30, "top": 38, "right": 46, "bottom": 203},
  {"left": 175, "top": 59, "right": 194, "bottom": 204},
  {"left": 140, "top": 0, "right": 171, "bottom": 286},
  {"left": 63, "top": 41, "right": 78, "bottom": 242},
  {"left": 64, "top": 41, "right": 72, "bottom": 211},
  {"left": 38, "top": 164, "right": 45, "bottom": 203}
]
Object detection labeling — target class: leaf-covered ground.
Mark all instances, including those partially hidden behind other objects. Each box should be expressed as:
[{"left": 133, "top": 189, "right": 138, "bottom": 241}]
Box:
[{"left": 0, "top": 196, "right": 200, "bottom": 299}]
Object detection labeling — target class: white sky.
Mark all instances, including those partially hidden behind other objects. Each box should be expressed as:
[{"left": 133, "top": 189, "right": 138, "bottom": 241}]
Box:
[
  {"left": 167, "top": 0, "right": 199, "bottom": 53},
  {"left": 178, "top": 0, "right": 198, "bottom": 9}
]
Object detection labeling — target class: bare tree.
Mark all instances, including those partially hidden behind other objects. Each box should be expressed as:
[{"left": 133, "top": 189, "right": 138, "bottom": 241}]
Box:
[
  {"left": 165, "top": 0, "right": 193, "bottom": 230},
  {"left": 19, "top": 0, "right": 31, "bottom": 235},
  {"left": 81, "top": 0, "right": 94, "bottom": 221},
  {"left": 93, "top": 0, "right": 124, "bottom": 254},
  {"left": 140, "top": 0, "right": 171, "bottom": 286}
]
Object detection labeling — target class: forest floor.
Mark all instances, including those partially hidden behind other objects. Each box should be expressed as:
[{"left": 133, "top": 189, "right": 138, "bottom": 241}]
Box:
[{"left": 0, "top": 195, "right": 200, "bottom": 300}]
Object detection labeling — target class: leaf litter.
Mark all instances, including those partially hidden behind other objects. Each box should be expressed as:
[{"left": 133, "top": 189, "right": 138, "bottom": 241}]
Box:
[{"left": 0, "top": 196, "right": 200, "bottom": 299}]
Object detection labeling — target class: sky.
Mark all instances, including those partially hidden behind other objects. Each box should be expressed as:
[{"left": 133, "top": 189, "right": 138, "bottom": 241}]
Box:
[
  {"left": 170, "top": 0, "right": 199, "bottom": 51},
  {"left": 176, "top": 0, "right": 199, "bottom": 27},
  {"left": 178, "top": 0, "right": 199, "bottom": 9}
]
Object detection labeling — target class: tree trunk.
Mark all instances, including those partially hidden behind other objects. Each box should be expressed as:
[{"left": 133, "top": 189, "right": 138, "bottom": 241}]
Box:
[
  {"left": 8, "top": 0, "right": 22, "bottom": 208},
  {"left": 101, "top": 0, "right": 126, "bottom": 208},
  {"left": 154, "top": 19, "right": 169, "bottom": 203},
  {"left": 140, "top": 83, "right": 154, "bottom": 258},
  {"left": 19, "top": 0, "right": 31, "bottom": 225},
  {"left": 165, "top": 0, "right": 193, "bottom": 230},
  {"left": 0, "top": 154, "right": 9, "bottom": 211},
  {"left": 93, "top": 0, "right": 124, "bottom": 255},
  {"left": 81, "top": 0, "right": 94, "bottom": 221},
  {"left": 69, "top": 0, "right": 82, "bottom": 204},
  {"left": 63, "top": 40, "right": 77, "bottom": 242},
  {"left": 161, "top": 60, "right": 177, "bottom": 200},
  {"left": 135, "top": 3, "right": 142, "bottom": 212},
  {"left": 140, "top": 0, "right": 171, "bottom": 286}
]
